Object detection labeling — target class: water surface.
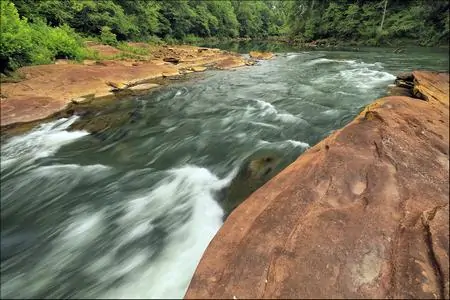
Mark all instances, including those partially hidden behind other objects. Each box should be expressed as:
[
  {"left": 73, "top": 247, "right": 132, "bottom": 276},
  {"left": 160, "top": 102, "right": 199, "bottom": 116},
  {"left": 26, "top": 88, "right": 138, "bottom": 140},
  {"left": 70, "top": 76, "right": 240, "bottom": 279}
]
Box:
[{"left": 1, "top": 45, "right": 448, "bottom": 299}]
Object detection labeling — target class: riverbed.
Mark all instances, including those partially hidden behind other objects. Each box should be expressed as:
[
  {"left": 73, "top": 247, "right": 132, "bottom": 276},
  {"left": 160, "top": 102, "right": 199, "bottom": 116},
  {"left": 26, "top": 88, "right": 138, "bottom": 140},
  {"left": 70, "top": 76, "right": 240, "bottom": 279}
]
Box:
[{"left": 1, "top": 45, "right": 448, "bottom": 299}]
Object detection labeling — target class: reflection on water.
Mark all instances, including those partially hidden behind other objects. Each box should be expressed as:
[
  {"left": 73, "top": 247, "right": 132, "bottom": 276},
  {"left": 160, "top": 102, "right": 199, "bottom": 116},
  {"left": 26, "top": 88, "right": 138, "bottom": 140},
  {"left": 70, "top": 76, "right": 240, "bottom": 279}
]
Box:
[{"left": 1, "top": 44, "right": 448, "bottom": 299}]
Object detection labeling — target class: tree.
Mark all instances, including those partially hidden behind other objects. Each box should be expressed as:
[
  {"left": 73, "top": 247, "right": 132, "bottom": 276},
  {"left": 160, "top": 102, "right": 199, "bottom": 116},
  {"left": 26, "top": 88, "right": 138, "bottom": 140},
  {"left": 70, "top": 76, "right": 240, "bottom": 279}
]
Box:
[
  {"left": 380, "top": 0, "right": 388, "bottom": 31},
  {"left": 70, "top": 0, "right": 137, "bottom": 40}
]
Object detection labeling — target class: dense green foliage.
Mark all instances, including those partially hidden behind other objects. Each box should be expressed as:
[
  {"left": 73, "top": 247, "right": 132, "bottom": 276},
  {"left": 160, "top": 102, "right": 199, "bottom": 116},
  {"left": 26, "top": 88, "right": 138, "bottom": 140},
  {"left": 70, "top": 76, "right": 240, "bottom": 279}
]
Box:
[
  {"left": 0, "top": 0, "right": 87, "bottom": 72},
  {"left": 287, "top": 0, "right": 449, "bottom": 46},
  {"left": 1, "top": 0, "right": 448, "bottom": 73}
]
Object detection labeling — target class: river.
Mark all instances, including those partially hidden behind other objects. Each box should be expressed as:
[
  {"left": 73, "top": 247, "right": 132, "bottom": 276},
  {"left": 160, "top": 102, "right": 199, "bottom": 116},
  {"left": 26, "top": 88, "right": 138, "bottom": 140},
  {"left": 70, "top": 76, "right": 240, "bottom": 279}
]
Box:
[{"left": 1, "top": 44, "right": 448, "bottom": 299}]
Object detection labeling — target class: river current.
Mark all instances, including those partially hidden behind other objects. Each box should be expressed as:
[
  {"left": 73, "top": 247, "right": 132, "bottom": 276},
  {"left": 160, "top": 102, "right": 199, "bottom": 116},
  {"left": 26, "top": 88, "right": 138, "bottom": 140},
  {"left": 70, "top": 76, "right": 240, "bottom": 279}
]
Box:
[{"left": 1, "top": 46, "right": 448, "bottom": 299}]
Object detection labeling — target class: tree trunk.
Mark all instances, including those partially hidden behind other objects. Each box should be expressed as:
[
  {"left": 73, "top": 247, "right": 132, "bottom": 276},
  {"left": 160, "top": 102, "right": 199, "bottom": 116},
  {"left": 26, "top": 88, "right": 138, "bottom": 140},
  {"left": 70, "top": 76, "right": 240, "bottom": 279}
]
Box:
[{"left": 380, "top": 0, "right": 388, "bottom": 31}]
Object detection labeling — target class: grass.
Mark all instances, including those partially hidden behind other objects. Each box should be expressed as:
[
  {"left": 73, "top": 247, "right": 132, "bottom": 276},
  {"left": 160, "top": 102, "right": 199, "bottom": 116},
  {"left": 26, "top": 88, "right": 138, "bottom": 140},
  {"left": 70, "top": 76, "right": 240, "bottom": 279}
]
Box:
[{"left": 116, "top": 42, "right": 151, "bottom": 56}]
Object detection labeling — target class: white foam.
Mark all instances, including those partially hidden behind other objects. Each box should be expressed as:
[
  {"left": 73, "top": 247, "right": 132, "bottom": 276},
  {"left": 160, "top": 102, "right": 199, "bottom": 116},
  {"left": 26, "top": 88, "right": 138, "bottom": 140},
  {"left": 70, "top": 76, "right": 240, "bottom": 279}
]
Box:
[
  {"left": 1, "top": 165, "right": 235, "bottom": 299},
  {"left": 100, "top": 165, "right": 236, "bottom": 299},
  {"left": 321, "top": 109, "right": 340, "bottom": 116},
  {"left": 247, "top": 121, "right": 281, "bottom": 130},
  {"left": 304, "top": 58, "right": 384, "bottom": 69},
  {"left": 286, "top": 140, "right": 311, "bottom": 149},
  {"left": 1, "top": 116, "right": 88, "bottom": 166},
  {"left": 254, "top": 99, "right": 278, "bottom": 116},
  {"left": 277, "top": 113, "right": 300, "bottom": 123},
  {"left": 312, "top": 63, "right": 395, "bottom": 91},
  {"left": 257, "top": 139, "right": 310, "bottom": 149},
  {"left": 303, "top": 58, "right": 335, "bottom": 66},
  {"left": 339, "top": 68, "right": 396, "bottom": 89},
  {"left": 60, "top": 210, "right": 105, "bottom": 247}
]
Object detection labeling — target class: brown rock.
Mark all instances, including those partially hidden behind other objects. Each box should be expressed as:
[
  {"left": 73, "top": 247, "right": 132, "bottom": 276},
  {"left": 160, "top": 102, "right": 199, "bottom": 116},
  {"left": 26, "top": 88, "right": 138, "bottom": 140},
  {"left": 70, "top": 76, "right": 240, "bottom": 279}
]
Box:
[
  {"left": 129, "top": 83, "right": 159, "bottom": 91},
  {"left": 397, "top": 72, "right": 414, "bottom": 81},
  {"left": 185, "top": 71, "right": 449, "bottom": 299},
  {"left": 191, "top": 66, "right": 207, "bottom": 72},
  {"left": 163, "top": 57, "right": 180, "bottom": 64},
  {"left": 222, "top": 152, "right": 283, "bottom": 216},
  {"left": 387, "top": 85, "right": 413, "bottom": 97},
  {"left": 106, "top": 81, "right": 128, "bottom": 90},
  {"left": 162, "top": 70, "right": 180, "bottom": 78},
  {"left": 395, "top": 78, "right": 414, "bottom": 89},
  {"left": 249, "top": 51, "right": 274, "bottom": 60},
  {"left": 215, "top": 57, "right": 247, "bottom": 70},
  {"left": 71, "top": 97, "right": 89, "bottom": 104},
  {"left": 82, "top": 60, "right": 97, "bottom": 66}
]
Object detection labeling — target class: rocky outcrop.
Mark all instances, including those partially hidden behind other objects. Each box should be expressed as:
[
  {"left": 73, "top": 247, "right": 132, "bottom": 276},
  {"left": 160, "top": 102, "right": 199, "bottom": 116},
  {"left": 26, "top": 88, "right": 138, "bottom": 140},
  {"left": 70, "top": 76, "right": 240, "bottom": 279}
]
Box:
[
  {"left": 249, "top": 51, "right": 274, "bottom": 60},
  {"left": 214, "top": 56, "right": 248, "bottom": 70},
  {"left": 185, "top": 71, "right": 449, "bottom": 299}
]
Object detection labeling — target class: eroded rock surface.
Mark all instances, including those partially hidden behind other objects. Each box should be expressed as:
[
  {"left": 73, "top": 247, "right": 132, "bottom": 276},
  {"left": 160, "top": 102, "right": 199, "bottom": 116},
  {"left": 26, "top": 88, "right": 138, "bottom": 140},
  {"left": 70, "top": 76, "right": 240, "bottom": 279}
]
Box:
[{"left": 185, "top": 71, "right": 449, "bottom": 299}]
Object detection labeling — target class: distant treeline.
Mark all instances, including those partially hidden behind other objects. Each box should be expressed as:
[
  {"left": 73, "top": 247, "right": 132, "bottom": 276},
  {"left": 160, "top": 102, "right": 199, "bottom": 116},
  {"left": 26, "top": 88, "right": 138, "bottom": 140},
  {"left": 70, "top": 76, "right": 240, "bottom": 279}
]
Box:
[
  {"left": 1, "top": 0, "right": 448, "bottom": 72},
  {"left": 288, "top": 0, "right": 449, "bottom": 47}
]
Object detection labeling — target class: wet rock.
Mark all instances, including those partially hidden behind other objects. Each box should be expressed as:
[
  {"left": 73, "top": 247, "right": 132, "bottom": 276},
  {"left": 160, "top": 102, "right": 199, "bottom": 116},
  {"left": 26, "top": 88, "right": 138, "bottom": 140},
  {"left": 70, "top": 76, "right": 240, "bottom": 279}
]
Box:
[
  {"left": 129, "top": 83, "right": 160, "bottom": 91},
  {"left": 185, "top": 71, "right": 450, "bottom": 299},
  {"left": 162, "top": 70, "right": 180, "bottom": 78},
  {"left": 245, "top": 60, "right": 257, "bottom": 66},
  {"left": 215, "top": 57, "right": 247, "bottom": 70},
  {"left": 397, "top": 72, "right": 414, "bottom": 81},
  {"left": 221, "top": 150, "right": 282, "bottom": 217},
  {"left": 395, "top": 78, "right": 414, "bottom": 89},
  {"left": 249, "top": 51, "right": 274, "bottom": 60},
  {"left": 106, "top": 81, "right": 128, "bottom": 91},
  {"left": 71, "top": 97, "right": 90, "bottom": 104},
  {"left": 69, "top": 110, "right": 131, "bottom": 134},
  {"left": 163, "top": 57, "right": 180, "bottom": 64},
  {"left": 387, "top": 85, "right": 413, "bottom": 97},
  {"left": 191, "top": 66, "right": 207, "bottom": 72}
]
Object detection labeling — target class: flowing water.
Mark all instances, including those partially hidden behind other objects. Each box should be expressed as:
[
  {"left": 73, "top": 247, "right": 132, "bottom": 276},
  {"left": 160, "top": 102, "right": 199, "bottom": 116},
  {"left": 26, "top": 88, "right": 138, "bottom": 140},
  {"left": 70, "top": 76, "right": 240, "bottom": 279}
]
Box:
[{"left": 1, "top": 45, "right": 448, "bottom": 299}]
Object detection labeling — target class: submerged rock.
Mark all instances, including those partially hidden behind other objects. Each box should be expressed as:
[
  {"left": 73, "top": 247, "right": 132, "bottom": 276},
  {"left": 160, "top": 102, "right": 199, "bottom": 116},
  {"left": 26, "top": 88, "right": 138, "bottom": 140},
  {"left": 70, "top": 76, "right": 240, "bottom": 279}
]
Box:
[
  {"left": 220, "top": 150, "right": 283, "bottom": 217},
  {"left": 185, "top": 71, "right": 450, "bottom": 299}
]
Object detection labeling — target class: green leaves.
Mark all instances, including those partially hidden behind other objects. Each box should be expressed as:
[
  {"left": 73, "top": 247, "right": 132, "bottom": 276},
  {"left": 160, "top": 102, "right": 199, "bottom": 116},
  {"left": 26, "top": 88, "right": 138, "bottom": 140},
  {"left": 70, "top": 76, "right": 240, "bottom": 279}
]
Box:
[
  {"left": 1, "top": 0, "right": 86, "bottom": 72},
  {"left": 285, "top": 0, "right": 448, "bottom": 46}
]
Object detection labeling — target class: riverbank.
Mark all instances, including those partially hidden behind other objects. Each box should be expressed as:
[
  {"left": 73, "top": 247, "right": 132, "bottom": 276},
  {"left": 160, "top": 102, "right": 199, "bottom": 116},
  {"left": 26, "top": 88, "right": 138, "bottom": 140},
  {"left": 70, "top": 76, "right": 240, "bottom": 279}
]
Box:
[
  {"left": 0, "top": 42, "right": 264, "bottom": 129},
  {"left": 185, "top": 70, "right": 449, "bottom": 299}
]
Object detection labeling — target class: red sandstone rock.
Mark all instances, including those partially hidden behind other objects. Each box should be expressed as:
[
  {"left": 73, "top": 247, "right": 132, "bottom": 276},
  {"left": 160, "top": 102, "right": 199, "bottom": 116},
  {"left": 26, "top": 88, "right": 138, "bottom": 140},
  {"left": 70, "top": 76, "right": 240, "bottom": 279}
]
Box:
[{"left": 185, "top": 71, "right": 450, "bottom": 299}]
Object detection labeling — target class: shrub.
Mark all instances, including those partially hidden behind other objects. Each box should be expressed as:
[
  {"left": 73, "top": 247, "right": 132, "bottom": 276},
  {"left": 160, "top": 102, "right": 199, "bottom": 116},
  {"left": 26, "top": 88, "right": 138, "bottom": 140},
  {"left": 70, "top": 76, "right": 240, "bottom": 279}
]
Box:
[
  {"left": 0, "top": 0, "right": 34, "bottom": 71},
  {"left": 29, "top": 21, "right": 85, "bottom": 62},
  {"left": 0, "top": 0, "right": 86, "bottom": 72},
  {"left": 147, "top": 35, "right": 164, "bottom": 45},
  {"left": 182, "top": 34, "right": 202, "bottom": 44},
  {"left": 100, "top": 26, "right": 118, "bottom": 46},
  {"left": 117, "top": 42, "right": 150, "bottom": 55}
]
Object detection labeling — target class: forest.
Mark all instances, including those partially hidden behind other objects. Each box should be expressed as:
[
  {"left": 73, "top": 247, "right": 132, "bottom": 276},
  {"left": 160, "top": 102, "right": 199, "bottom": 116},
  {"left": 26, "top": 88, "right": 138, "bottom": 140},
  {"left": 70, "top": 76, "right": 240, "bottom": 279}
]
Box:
[{"left": 1, "top": 0, "right": 449, "bottom": 72}]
